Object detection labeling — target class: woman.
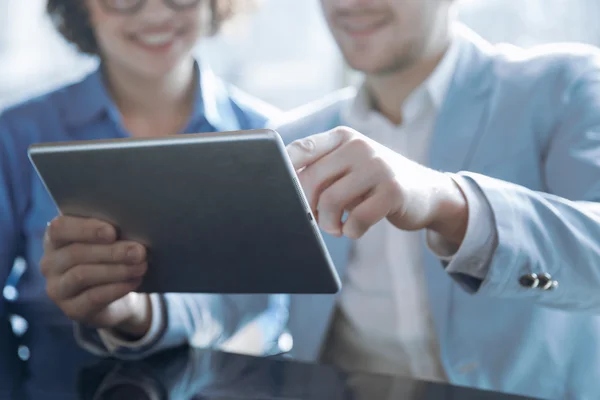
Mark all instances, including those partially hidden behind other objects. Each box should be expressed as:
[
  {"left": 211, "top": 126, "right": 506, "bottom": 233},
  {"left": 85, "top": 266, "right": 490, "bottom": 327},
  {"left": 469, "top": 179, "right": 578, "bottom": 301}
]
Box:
[{"left": 0, "top": 0, "right": 287, "bottom": 357}]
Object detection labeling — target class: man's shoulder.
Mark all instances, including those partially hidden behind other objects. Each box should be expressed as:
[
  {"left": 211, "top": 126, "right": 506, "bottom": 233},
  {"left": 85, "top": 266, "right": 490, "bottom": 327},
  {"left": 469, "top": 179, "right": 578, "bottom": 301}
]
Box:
[
  {"left": 490, "top": 39, "right": 600, "bottom": 86},
  {"left": 454, "top": 24, "right": 600, "bottom": 93},
  {"left": 269, "top": 87, "right": 356, "bottom": 143}
]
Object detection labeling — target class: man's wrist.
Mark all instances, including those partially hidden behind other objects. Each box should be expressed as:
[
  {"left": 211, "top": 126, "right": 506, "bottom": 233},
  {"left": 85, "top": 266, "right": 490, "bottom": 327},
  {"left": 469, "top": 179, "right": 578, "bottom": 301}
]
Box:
[{"left": 428, "top": 173, "right": 469, "bottom": 247}]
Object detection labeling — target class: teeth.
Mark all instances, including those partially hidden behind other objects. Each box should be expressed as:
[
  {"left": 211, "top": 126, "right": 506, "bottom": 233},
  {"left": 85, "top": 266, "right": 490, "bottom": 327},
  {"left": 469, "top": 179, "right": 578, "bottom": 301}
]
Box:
[
  {"left": 138, "top": 32, "right": 175, "bottom": 46},
  {"left": 348, "top": 23, "right": 378, "bottom": 31}
]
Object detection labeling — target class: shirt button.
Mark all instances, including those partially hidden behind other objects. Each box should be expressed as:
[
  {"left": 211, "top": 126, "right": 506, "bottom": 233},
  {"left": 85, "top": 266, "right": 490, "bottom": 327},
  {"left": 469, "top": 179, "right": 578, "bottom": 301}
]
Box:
[
  {"left": 538, "top": 273, "right": 558, "bottom": 291},
  {"left": 519, "top": 273, "right": 539, "bottom": 289}
]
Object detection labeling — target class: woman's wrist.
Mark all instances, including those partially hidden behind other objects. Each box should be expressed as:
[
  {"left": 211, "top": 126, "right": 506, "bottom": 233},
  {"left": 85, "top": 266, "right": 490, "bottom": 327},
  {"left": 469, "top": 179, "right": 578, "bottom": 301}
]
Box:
[{"left": 112, "top": 293, "right": 153, "bottom": 341}]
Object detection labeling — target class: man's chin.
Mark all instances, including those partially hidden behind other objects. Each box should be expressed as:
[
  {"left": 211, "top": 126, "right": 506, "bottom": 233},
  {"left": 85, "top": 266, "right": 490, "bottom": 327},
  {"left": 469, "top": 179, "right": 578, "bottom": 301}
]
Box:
[
  {"left": 345, "top": 57, "right": 383, "bottom": 74},
  {"left": 346, "top": 61, "right": 395, "bottom": 76},
  {"left": 346, "top": 55, "right": 414, "bottom": 76}
]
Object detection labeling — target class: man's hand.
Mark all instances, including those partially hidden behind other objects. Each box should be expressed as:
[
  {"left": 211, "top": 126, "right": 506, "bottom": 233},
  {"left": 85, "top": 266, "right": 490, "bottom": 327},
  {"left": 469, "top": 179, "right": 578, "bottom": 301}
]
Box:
[
  {"left": 41, "top": 216, "right": 152, "bottom": 339},
  {"left": 286, "top": 126, "right": 469, "bottom": 244}
]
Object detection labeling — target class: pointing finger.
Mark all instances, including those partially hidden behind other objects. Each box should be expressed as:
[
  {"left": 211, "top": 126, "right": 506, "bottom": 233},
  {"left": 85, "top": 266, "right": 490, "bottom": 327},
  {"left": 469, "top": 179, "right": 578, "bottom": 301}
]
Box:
[{"left": 286, "top": 126, "right": 355, "bottom": 171}]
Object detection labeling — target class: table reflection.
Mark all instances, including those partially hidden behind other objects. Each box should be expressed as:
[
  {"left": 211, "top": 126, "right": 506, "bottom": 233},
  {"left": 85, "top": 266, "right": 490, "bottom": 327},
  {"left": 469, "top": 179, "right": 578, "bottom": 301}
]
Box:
[
  {"left": 75, "top": 348, "right": 531, "bottom": 400},
  {"left": 2, "top": 312, "right": 534, "bottom": 400}
]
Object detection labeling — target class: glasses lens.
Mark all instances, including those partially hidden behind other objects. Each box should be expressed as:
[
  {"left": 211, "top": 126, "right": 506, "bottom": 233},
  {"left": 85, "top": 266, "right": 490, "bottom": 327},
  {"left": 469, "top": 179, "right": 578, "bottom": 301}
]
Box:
[{"left": 101, "top": 0, "right": 144, "bottom": 13}]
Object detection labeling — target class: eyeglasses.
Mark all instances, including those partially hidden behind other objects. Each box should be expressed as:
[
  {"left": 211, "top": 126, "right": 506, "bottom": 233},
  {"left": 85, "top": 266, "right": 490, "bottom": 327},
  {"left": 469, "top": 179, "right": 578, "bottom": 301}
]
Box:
[{"left": 99, "top": 0, "right": 203, "bottom": 14}]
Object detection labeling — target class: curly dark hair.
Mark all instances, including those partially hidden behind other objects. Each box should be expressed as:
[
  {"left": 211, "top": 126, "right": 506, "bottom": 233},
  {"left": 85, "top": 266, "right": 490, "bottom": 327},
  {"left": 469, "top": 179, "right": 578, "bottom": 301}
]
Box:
[{"left": 46, "top": 0, "right": 254, "bottom": 56}]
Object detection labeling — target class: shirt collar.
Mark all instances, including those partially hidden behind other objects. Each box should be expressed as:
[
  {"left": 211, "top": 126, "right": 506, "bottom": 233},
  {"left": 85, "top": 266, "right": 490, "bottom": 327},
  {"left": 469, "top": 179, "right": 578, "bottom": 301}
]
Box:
[
  {"left": 62, "top": 64, "right": 114, "bottom": 127},
  {"left": 342, "top": 30, "right": 461, "bottom": 128},
  {"left": 426, "top": 28, "right": 461, "bottom": 110},
  {"left": 64, "top": 59, "right": 240, "bottom": 133},
  {"left": 194, "top": 59, "right": 240, "bottom": 132}
]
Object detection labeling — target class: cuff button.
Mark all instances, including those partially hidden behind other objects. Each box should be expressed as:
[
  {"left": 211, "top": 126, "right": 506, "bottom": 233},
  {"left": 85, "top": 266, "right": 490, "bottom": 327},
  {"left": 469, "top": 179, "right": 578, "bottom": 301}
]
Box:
[
  {"left": 538, "top": 273, "right": 558, "bottom": 291},
  {"left": 538, "top": 273, "right": 553, "bottom": 290},
  {"left": 519, "top": 273, "right": 539, "bottom": 289}
]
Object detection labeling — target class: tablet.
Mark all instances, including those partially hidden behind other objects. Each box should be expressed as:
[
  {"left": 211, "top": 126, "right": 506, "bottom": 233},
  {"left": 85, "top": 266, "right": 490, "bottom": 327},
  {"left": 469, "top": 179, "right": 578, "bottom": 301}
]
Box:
[{"left": 28, "top": 129, "right": 341, "bottom": 294}]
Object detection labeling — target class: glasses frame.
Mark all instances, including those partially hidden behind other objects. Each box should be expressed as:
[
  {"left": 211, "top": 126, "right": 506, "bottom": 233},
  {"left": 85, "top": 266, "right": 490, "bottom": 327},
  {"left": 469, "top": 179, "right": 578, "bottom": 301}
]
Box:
[{"left": 99, "top": 0, "right": 203, "bottom": 14}]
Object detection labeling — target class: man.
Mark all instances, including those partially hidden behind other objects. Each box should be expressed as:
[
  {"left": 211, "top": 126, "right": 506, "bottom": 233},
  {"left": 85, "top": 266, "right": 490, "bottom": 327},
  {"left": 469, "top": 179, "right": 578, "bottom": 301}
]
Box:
[{"left": 41, "top": 0, "right": 600, "bottom": 398}]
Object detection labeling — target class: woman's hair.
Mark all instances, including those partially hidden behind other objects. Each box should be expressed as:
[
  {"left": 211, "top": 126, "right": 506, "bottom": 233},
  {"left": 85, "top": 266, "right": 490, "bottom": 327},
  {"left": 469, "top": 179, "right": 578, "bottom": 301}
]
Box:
[{"left": 46, "top": 0, "right": 253, "bottom": 55}]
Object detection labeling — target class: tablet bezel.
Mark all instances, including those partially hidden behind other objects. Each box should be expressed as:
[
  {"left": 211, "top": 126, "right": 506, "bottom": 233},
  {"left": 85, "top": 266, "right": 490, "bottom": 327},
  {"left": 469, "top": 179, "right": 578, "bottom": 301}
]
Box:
[{"left": 28, "top": 129, "right": 341, "bottom": 294}]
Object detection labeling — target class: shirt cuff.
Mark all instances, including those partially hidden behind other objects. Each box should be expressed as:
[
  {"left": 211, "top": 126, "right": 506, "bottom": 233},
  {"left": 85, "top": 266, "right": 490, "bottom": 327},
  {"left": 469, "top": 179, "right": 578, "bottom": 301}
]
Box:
[
  {"left": 426, "top": 173, "right": 498, "bottom": 281},
  {"left": 98, "top": 293, "right": 164, "bottom": 352}
]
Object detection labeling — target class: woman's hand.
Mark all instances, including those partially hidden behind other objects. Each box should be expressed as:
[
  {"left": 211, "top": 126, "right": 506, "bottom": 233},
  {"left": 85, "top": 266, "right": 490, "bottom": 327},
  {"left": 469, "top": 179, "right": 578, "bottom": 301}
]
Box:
[{"left": 41, "top": 216, "right": 152, "bottom": 339}]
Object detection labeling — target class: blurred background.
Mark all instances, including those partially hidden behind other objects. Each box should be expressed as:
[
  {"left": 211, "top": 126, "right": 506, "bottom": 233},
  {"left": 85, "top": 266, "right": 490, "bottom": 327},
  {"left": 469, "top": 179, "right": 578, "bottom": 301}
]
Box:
[
  {"left": 2, "top": 0, "right": 600, "bottom": 349},
  {"left": 2, "top": 0, "right": 600, "bottom": 111}
]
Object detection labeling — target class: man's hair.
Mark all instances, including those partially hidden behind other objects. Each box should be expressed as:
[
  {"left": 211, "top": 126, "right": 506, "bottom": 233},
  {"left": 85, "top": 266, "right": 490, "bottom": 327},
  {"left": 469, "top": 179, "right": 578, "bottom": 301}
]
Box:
[{"left": 46, "top": 0, "right": 253, "bottom": 56}]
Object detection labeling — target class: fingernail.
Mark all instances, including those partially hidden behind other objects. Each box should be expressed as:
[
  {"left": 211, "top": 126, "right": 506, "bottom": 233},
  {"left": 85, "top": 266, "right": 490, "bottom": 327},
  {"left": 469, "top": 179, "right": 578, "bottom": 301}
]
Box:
[
  {"left": 97, "top": 226, "right": 112, "bottom": 240},
  {"left": 323, "top": 226, "right": 341, "bottom": 237},
  {"left": 298, "top": 138, "right": 316, "bottom": 152},
  {"left": 127, "top": 246, "right": 142, "bottom": 261}
]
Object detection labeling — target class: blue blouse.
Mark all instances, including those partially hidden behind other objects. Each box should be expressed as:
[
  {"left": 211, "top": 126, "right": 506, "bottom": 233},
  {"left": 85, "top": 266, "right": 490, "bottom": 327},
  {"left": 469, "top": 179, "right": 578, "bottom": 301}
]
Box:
[{"left": 0, "top": 61, "right": 280, "bottom": 318}]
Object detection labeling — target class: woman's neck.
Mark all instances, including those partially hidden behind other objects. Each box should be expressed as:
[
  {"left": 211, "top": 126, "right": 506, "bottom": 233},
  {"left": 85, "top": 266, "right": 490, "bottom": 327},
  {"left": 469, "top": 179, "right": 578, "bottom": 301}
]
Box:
[{"left": 102, "top": 58, "right": 197, "bottom": 137}]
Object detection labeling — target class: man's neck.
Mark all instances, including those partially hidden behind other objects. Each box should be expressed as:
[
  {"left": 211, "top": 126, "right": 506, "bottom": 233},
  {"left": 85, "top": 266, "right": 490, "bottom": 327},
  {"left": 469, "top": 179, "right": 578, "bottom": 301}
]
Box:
[
  {"left": 365, "top": 40, "right": 450, "bottom": 126},
  {"left": 103, "top": 57, "right": 196, "bottom": 120}
]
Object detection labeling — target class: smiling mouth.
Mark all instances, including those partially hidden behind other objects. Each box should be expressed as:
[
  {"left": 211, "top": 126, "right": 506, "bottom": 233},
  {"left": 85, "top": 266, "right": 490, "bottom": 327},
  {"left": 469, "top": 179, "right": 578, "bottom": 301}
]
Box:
[
  {"left": 132, "top": 26, "right": 188, "bottom": 48},
  {"left": 336, "top": 14, "right": 391, "bottom": 35},
  {"left": 137, "top": 32, "right": 177, "bottom": 46}
]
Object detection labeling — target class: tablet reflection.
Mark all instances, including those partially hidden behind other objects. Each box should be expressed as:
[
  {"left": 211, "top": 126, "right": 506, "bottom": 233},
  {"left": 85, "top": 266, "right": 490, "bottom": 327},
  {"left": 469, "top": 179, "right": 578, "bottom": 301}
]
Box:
[
  {"left": 78, "top": 349, "right": 519, "bottom": 400},
  {"left": 78, "top": 348, "right": 348, "bottom": 400}
]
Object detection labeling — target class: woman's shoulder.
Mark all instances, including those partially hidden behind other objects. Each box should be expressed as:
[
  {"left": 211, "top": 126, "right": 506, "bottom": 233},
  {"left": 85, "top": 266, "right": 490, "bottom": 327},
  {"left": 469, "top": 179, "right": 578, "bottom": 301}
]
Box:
[
  {"left": 225, "top": 84, "right": 282, "bottom": 129},
  {"left": 0, "top": 69, "right": 99, "bottom": 140}
]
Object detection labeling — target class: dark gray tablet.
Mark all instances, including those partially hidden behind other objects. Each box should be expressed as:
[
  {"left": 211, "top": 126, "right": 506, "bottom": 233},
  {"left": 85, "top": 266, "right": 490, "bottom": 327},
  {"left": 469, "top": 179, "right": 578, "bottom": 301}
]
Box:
[{"left": 28, "top": 129, "right": 340, "bottom": 294}]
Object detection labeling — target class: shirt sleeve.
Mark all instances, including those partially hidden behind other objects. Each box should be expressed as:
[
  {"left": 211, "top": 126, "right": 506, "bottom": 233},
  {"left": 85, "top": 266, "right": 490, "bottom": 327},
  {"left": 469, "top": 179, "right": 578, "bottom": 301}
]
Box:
[
  {"left": 97, "top": 293, "right": 164, "bottom": 351},
  {"left": 75, "top": 293, "right": 289, "bottom": 359},
  {"left": 426, "top": 174, "right": 498, "bottom": 289}
]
